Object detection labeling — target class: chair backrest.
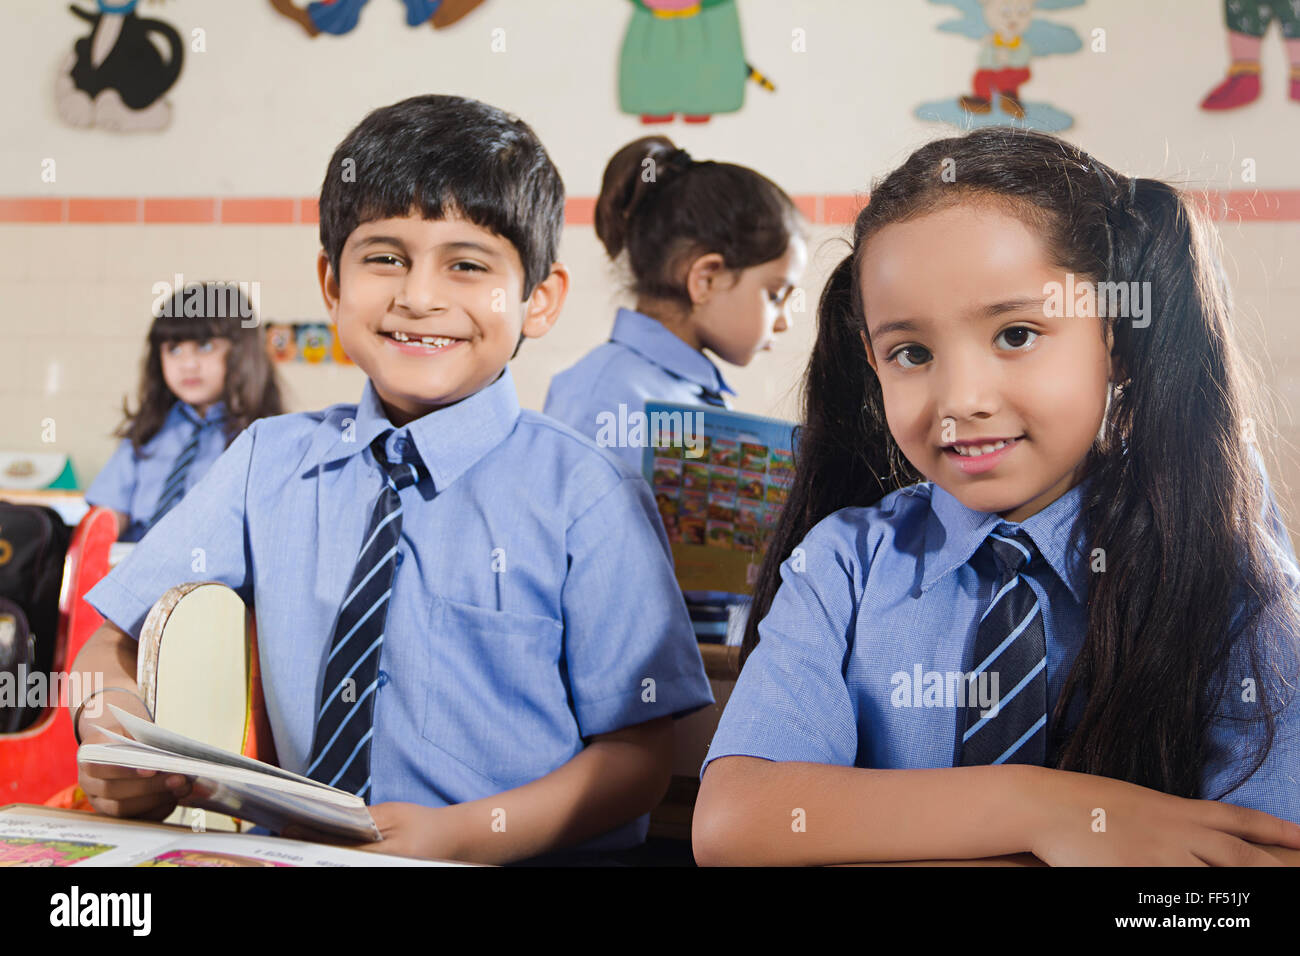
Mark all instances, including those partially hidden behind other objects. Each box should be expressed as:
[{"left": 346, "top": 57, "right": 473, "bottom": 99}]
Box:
[{"left": 0, "top": 505, "right": 116, "bottom": 805}]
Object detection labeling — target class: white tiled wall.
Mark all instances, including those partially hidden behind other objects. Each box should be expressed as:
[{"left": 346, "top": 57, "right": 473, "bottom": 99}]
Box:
[{"left": 2, "top": 219, "right": 1298, "bottom": 547}]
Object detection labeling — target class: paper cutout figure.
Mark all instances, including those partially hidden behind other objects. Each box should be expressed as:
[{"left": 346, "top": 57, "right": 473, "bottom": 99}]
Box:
[
  {"left": 268, "top": 0, "right": 487, "bottom": 37},
  {"left": 1201, "top": 0, "right": 1300, "bottom": 110},
  {"left": 296, "top": 323, "right": 332, "bottom": 363},
  {"left": 618, "top": 0, "right": 775, "bottom": 124},
  {"left": 915, "top": 0, "right": 1084, "bottom": 132},
  {"left": 56, "top": 1, "right": 184, "bottom": 132},
  {"left": 266, "top": 324, "right": 298, "bottom": 363}
]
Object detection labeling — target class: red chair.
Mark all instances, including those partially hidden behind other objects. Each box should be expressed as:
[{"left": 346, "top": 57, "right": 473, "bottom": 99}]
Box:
[{"left": 0, "top": 506, "right": 117, "bottom": 805}]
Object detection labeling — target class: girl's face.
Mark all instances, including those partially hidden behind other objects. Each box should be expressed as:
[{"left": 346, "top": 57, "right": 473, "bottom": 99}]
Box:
[
  {"left": 160, "top": 337, "right": 231, "bottom": 416},
  {"left": 860, "top": 202, "right": 1113, "bottom": 523},
  {"left": 694, "top": 235, "right": 807, "bottom": 366}
]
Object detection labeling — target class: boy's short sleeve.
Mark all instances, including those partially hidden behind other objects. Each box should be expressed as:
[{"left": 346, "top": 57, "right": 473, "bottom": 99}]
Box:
[
  {"left": 560, "top": 476, "right": 713, "bottom": 739},
  {"left": 85, "top": 424, "right": 257, "bottom": 640},
  {"left": 84, "top": 437, "right": 137, "bottom": 514},
  {"left": 702, "top": 518, "right": 860, "bottom": 776}
]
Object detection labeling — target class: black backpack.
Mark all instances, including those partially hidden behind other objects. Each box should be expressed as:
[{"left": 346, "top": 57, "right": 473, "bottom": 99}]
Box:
[{"left": 0, "top": 503, "right": 72, "bottom": 732}]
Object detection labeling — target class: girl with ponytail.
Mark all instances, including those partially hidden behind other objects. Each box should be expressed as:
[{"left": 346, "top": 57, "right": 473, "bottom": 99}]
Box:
[
  {"left": 544, "top": 135, "right": 806, "bottom": 471},
  {"left": 693, "top": 127, "right": 1300, "bottom": 866}
]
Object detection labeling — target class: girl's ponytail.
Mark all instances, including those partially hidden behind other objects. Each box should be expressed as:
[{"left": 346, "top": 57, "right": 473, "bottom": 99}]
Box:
[
  {"left": 594, "top": 135, "right": 686, "bottom": 259},
  {"left": 1055, "top": 176, "right": 1292, "bottom": 797},
  {"left": 741, "top": 250, "right": 917, "bottom": 661}
]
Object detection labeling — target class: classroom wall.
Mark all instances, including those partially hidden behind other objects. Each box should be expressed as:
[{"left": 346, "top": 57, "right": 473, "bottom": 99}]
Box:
[{"left": 3, "top": 0, "right": 1299, "bottom": 538}]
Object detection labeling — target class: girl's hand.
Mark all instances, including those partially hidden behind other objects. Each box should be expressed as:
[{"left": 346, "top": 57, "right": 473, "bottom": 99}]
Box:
[{"left": 1025, "top": 767, "right": 1300, "bottom": 866}]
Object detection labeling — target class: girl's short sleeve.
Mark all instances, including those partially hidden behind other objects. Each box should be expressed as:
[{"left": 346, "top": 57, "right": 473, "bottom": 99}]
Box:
[
  {"left": 702, "top": 515, "right": 863, "bottom": 775},
  {"left": 84, "top": 437, "right": 138, "bottom": 514}
]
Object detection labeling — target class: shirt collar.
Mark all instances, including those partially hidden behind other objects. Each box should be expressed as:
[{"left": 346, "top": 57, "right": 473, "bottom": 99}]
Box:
[
  {"left": 174, "top": 400, "right": 226, "bottom": 428},
  {"left": 303, "top": 367, "right": 521, "bottom": 491},
  {"left": 920, "top": 476, "right": 1092, "bottom": 603},
  {"left": 610, "top": 307, "right": 735, "bottom": 397}
]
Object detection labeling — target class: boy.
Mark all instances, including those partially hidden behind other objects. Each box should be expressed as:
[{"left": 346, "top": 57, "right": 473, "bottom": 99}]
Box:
[{"left": 72, "top": 95, "right": 713, "bottom": 864}]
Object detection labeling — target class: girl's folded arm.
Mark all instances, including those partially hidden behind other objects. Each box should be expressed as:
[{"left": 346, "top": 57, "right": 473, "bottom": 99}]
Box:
[
  {"left": 693, "top": 755, "right": 1041, "bottom": 866},
  {"left": 694, "top": 755, "right": 1300, "bottom": 866}
]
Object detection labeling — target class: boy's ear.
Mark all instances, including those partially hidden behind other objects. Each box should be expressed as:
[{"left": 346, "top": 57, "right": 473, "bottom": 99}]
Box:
[
  {"left": 316, "top": 250, "right": 341, "bottom": 325},
  {"left": 520, "top": 263, "right": 570, "bottom": 340}
]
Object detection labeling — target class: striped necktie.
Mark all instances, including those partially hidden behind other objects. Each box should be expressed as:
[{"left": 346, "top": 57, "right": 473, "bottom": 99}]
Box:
[
  {"left": 957, "top": 525, "right": 1049, "bottom": 766},
  {"left": 147, "top": 410, "right": 215, "bottom": 529},
  {"left": 697, "top": 384, "right": 728, "bottom": 407},
  {"left": 306, "top": 433, "right": 426, "bottom": 800}
]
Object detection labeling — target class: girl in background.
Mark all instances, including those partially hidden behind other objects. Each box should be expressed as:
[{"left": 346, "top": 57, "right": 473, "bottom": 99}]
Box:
[
  {"left": 544, "top": 135, "right": 806, "bottom": 473},
  {"left": 86, "top": 282, "right": 284, "bottom": 541},
  {"left": 694, "top": 127, "right": 1300, "bottom": 865}
]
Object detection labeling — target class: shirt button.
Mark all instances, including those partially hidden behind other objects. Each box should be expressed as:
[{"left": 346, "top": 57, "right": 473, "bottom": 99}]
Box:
[
  {"left": 377, "top": 670, "right": 389, "bottom": 688},
  {"left": 394, "top": 437, "right": 412, "bottom": 455}
]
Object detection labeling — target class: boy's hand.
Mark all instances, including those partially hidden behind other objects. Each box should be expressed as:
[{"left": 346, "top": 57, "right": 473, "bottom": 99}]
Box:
[
  {"left": 355, "top": 802, "right": 464, "bottom": 861},
  {"left": 78, "top": 725, "right": 192, "bottom": 821},
  {"left": 282, "top": 803, "right": 464, "bottom": 862},
  {"left": 1025, "top": 766, "right": 1300, "bottom": 865}
]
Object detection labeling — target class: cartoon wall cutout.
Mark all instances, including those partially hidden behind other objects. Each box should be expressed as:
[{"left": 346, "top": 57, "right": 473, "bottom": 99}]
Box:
[
  {"left": 1201, "top": 0, "right": 1300, "bottom": 110},
  {"left": 56, "top": 1, "right": 184, "bottom": 132},
  {"left": 268, "top": 0, "right": 487, "bottom": 37},
  {"left": 618, "top": 0, "right": 775, "bottom": 124},
  {"left": 265, "top": 322, "right": 353, "bottom": 365},
  {"left": 916, "top": 0, "right": 1085, "bottom": 132}
]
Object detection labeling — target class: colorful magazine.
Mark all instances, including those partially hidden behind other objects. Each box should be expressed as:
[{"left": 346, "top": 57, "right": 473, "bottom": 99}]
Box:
[{"left": 642, "top": 402, "right": 797, "bottom": 600}]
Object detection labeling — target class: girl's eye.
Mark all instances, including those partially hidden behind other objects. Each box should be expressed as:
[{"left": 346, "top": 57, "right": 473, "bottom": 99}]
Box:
[
  {"left": 197, "top": 340, "right": 213, "bottom": 352},
  {"left": 997, "top": 326, "right": 1039, "bottom": 350},
  {"left": 451, "top": 261, "right": 486, "bottom": 273},
  {"left": 366, "top": 255, "right": 403, "bottom": 267},
  {"left": 890, "top": 345, "right": 932, "bottom": 369}
]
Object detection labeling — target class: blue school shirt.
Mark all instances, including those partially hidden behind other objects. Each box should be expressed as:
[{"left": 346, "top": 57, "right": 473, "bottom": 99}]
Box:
[
  {"left": 85, "top": 401, "right": 230, "bottom": 543},
  {"left": 86, "top": 367, "right": 714, "bottom": 850},
  {"left": 703, "top": 476, "right": 1300, "bottom": 824},
  {"left": 544, "top": 307, "right": 736, "bottom": 473}
]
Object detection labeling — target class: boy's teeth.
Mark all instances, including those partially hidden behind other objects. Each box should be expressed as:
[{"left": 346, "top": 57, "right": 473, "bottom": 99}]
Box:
[{"left": 388, "top": 331, "right": 455, "bottom": 347}]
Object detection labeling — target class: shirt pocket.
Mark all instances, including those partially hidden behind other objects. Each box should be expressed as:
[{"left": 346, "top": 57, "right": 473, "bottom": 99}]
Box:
[{"left": 420, "top": 596, "right": 575, "bottom": 792}]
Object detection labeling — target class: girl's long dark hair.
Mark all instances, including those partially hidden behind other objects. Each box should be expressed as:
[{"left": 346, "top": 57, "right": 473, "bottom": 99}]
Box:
[
  {"left": 743, "top": 127, "right": 1299, "bottom": 799},
  {"left": 118, "top": 282, "right": 285, "bottom": 452}
]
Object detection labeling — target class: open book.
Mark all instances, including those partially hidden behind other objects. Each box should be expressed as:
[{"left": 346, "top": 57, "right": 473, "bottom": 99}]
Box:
[{"left": 77, "top": 704, "right": 380, "bottom": 842}]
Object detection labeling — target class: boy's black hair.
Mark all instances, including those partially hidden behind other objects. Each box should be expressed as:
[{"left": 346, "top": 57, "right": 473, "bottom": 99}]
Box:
[{"left": 319, "top": 94, "right": 566, "bottom": 301}]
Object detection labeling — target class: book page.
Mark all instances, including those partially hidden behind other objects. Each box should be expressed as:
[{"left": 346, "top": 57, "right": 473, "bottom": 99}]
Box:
[
  {"left": 0, "top": 809, "right": 460, "bottom": 867},
  {"left": 108, "top": 704, "right": 333, "bottom": 792}
]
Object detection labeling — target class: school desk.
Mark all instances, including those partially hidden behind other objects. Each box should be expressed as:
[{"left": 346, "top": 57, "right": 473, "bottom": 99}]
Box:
[{"left": 0, "top": 806, "right": 475, "bottom": 868}]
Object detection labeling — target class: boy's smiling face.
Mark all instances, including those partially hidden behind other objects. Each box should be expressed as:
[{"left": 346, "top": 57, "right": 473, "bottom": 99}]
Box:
[{"left": 318, "top": 211, "right": 566, "bottom": 425}]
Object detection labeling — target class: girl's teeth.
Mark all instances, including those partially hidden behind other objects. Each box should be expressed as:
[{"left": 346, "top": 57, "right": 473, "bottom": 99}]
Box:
[{"left": 953, "top": 440, "right": 1010, "bottom": 457}]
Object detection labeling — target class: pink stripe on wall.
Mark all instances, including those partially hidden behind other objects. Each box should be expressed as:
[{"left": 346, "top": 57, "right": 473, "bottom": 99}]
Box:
[{"left": 2, "top": 192, "right": 1300, "bottom": 225}]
